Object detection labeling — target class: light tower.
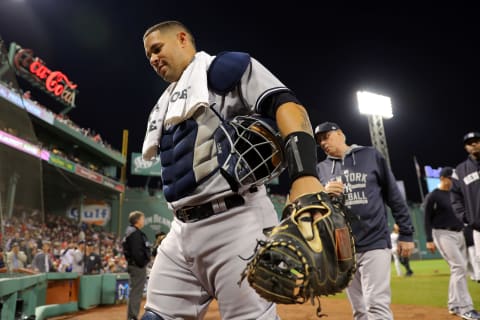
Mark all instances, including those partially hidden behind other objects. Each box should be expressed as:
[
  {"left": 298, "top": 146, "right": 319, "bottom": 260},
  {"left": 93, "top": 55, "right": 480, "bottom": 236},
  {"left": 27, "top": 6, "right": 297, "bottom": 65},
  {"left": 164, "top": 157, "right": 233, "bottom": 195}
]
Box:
[{"left": 356, "top": 90, "right": 393, "bottom": 168}]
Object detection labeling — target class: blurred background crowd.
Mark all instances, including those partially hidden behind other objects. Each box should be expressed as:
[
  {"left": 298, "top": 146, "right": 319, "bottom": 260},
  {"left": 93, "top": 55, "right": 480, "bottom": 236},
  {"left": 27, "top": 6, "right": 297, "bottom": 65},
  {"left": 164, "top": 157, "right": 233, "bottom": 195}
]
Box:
[{"left": 0, "top": 210, "right": 127, "bottom": 275}]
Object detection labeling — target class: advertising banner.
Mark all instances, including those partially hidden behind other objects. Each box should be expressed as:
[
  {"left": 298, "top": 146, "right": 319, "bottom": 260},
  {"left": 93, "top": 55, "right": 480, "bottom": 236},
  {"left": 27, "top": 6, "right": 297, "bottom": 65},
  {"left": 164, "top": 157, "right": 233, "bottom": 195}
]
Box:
[
  {"left": 131, "top": 152, "right": 161, "bottom": 176},
  {"left": 67, "top": 200, "right": 112, "bottom": 226}
]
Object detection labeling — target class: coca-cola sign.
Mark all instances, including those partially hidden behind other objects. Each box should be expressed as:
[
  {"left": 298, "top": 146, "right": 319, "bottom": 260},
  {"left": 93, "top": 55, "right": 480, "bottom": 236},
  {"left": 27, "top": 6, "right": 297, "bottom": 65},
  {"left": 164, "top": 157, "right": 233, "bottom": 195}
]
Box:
[{"left": 12, "top": 45, "right": 78, "bottom": 107}]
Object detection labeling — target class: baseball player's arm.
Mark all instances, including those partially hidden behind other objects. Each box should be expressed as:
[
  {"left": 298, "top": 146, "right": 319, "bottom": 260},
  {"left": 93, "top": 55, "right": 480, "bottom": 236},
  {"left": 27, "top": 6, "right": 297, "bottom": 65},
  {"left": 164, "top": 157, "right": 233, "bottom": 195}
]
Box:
[
  {"left": 422, "top": 194, "right": 436, "bottom": 253},
  {"left": 275, "top": 102, "right": 324, "bottom": 201},
  {"left": 450, "top": 177, "right": 466, "bottom": 223}
]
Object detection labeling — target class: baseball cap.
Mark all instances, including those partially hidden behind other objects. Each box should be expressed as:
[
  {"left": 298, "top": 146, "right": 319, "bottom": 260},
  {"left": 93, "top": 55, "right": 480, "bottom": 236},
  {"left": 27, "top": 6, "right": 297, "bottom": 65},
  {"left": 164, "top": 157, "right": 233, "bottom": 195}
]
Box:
[
  {"left": 77, "top": 240, "right": 85, "bottom": 245},
  {"left": 439, "top": 167, "right": 453, "bottom": 178},
  {"left": 463, "top": 131, "right": 480, "bottom": 144},
  {"left": 315, "top": 122, "right": 341, "bottom": 135},
  {"left": 86, "top": 241, "right": 94, "bottom": 246}
]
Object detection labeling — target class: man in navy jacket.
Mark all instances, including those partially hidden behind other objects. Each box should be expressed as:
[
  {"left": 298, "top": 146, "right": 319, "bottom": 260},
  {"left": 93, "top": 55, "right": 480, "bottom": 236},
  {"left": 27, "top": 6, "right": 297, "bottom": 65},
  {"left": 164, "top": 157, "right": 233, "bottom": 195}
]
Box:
[
  {"left": 451, "top": 131, "right": 480, "bottom": 283},
  {"left": 315, "top": 121, "right": 414, "bottom": 320}
]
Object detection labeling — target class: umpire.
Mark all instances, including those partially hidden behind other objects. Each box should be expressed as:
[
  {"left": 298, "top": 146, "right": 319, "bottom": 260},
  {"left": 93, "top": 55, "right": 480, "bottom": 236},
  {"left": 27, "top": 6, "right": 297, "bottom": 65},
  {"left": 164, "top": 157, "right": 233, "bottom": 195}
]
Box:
[{"left": 123, "top": 211, "right": 151, "bottom": 320}]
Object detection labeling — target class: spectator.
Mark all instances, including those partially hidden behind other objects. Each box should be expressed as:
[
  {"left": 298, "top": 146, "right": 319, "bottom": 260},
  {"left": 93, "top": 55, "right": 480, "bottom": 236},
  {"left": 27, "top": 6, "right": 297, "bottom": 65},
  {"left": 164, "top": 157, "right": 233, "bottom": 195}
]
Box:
[
  {"left": 1, "top": 212, "right": 131, "bottom": 275},
  {"left": 6, "top": 232, "right": 20, "bottom": 251},
  {"left": 0, "top": 247, "right": 6, "bottom": 273},
  {"left": 31, "top": 240, "right": 55, "bottom": 273},
  {"left": 84, "top": 241, "right": 102, "bottom": 274},
  {"left": 58, "top": 242, "right": 75, "bottom": 272},
  {"left": 72, "top": 240, "right": 86, "bottom": 275},
  {"left": 6, "top": 242, "right": 27, "bottom": 272},
  {"left": 52, "top": 241, "right": 62, "bottom": 259}
]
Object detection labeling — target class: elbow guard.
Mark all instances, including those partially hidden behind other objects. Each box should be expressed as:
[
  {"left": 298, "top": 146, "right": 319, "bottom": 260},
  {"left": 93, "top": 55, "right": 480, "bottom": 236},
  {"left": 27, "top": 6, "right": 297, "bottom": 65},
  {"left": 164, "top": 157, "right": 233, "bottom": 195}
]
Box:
[{"left": 284, "top": 131, "right": 318, "bottom": 184}]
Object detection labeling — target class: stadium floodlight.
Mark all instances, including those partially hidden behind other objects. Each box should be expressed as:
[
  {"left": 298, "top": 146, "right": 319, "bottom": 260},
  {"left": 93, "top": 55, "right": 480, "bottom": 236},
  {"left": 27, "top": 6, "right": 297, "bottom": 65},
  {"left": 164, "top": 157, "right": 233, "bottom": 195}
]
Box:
[
  {"left": 356, "top": 91, "right": 393, "bottom": 119},
  {"left": 356, "top": 90, "right": 393, "bottom": 168}
]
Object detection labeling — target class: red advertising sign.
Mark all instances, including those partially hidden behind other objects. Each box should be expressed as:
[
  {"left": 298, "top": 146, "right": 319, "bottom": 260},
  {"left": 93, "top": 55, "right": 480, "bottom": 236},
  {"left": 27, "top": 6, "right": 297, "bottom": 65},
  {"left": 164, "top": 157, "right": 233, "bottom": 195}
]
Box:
[
  {"left": 75, "top": 166, "right": 103, "bottom": 183},
  {"left": 11, "top": 44, "right": 78, "bottom": 107}
]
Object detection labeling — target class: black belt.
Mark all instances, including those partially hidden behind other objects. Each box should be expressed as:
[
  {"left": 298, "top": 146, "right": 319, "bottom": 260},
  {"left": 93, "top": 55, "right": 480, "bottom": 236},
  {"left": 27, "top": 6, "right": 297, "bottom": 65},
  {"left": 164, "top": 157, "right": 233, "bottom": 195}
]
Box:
[
  {"left": 437, "top": 227, "right": 463, "bottom": 232},
  {"left": 175, "top": 194, "right": 245, "bottom": 223}
]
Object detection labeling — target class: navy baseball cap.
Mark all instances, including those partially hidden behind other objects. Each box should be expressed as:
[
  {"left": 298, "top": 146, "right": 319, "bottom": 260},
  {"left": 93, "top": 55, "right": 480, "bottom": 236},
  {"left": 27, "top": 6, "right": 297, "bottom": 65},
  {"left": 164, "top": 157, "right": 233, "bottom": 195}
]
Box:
[
  {"left": 463, "top": 131, "right": 480, "bottom": 144},
  {"left": 439, "top": 167, "right": 453, "bottom": 178},
  {"left": 315, "top": 122, "right": 341, "bottom": 135}
]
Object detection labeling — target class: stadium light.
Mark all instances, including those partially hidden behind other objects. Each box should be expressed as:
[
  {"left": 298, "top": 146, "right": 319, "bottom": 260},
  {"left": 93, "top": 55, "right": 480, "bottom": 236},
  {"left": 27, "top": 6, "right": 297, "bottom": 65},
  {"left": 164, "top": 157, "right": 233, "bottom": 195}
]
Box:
[
  {"left": 356, "top": 90, "right": 393, "bottom": 168},
  {"left": 356, "top": 91, "right": 393, "bottom": 119}
]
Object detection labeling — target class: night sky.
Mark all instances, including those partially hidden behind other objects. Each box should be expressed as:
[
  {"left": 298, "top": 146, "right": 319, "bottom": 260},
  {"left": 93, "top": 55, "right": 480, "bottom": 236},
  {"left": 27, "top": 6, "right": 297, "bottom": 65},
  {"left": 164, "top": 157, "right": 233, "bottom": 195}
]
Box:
[{"left": 1, "top": 1, "right": 479, "bottom": 203}]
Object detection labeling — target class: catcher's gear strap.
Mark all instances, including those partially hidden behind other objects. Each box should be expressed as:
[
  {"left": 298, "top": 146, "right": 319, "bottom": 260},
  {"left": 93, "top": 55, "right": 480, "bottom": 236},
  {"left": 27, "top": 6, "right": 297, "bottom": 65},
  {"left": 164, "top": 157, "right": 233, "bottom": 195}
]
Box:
[
  {"left": 284, "top": 131, "right": 318, "bottom": 183},
  {"left": 207, "top": 51, "right": 250, "bottom": 95}
]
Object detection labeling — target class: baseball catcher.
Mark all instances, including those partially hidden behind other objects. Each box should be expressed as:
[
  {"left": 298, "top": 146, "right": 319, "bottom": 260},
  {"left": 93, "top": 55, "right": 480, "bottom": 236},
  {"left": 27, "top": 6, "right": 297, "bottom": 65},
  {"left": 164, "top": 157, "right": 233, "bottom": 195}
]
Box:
[{"left": 240, "top": 190, "right": 356, "bottom": 317}]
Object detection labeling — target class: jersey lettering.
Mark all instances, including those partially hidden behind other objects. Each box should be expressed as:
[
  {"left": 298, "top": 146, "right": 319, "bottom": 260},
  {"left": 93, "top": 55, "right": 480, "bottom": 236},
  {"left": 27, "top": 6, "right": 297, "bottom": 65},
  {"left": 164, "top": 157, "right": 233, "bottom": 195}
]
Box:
[
  {"left": 170, "top": 89, "right": 188, "bottom": 102},
  {"left": 463, "top": 171, "right": 480, "bottom": 185}
]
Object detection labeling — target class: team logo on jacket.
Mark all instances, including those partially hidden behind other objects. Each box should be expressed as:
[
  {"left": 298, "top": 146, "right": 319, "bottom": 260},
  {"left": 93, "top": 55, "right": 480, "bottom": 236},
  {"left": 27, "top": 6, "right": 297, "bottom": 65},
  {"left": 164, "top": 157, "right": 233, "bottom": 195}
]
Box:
[{"left": 342, "top": 170, "right": 368, "bottom": 206}]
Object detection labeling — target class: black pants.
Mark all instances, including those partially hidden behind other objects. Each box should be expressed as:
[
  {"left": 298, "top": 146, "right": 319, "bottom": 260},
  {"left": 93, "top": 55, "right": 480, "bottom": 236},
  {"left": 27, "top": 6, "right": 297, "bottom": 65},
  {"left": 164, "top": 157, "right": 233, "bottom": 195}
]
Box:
[
  {"left": 399, "top": 256, "right": 413, "bottom": 275},
  {"left": 127, "top": 264, "right": 147, "bottom": 319}
]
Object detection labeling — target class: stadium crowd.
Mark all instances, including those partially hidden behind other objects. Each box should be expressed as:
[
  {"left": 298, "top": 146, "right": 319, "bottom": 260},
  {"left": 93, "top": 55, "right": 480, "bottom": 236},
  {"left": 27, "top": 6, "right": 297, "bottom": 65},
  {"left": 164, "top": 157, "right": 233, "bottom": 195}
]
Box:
[{"left": 0, "top": 210, "right": 127, "bottom": 275}]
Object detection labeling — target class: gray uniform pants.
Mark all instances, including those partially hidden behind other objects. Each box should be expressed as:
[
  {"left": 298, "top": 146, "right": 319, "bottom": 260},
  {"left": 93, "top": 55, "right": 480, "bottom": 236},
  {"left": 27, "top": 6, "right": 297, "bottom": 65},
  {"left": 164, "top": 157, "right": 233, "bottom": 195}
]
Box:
[
  {"left": 144, "top": 189, "right": 279, "bottom": 320},
  {"left": 346, "top": 248, "right": 393, "bottom": 320},
  {"left": 433, "top": 228, "right": 474, "bottom": 314},
  {"left": 128, "top": 264, "right": 147, "bottom": 319}
]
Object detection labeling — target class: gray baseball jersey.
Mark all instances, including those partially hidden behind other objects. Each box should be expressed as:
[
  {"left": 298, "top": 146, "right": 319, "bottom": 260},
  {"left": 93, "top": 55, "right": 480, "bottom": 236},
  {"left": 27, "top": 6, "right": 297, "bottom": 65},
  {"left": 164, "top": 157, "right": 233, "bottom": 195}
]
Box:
[{"left": 143, "top": 52, "right": 287, "bottom": 319}]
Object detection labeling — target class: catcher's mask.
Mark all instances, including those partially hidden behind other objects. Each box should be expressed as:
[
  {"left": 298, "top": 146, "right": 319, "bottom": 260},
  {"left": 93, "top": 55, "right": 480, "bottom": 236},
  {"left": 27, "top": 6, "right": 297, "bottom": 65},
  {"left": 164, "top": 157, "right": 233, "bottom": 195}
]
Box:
[{"left": 217, "top": 115, "right": 286, "bottom": 190}]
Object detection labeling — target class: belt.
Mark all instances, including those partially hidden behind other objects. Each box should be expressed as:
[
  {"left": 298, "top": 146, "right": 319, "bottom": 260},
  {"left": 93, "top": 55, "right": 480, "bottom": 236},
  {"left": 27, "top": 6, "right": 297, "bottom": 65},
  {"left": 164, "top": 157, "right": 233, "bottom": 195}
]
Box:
[
  {"left": 175, "top": 194, "right": 245, "bottom": 223},
  {"left": 438, "top": 227, "right": 463, "bottom": 232}
]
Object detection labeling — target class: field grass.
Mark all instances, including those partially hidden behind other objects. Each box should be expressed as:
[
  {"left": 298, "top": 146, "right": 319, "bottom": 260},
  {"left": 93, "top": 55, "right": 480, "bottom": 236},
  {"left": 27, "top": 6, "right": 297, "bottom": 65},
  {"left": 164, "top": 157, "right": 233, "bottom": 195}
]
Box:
[{"left": 330, "top": 259, "right": 480, "bottom": 309}]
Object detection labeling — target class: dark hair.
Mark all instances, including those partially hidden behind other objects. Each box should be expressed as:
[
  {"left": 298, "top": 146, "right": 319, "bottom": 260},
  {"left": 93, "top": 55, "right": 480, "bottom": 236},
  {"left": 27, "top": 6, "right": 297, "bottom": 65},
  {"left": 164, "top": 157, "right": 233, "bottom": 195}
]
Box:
[
  {"left": 143, "top": 20, "right": 196, "bottom": 48},
  {"left": 128, "top": 211, "right": 144, "bottom": 225}
]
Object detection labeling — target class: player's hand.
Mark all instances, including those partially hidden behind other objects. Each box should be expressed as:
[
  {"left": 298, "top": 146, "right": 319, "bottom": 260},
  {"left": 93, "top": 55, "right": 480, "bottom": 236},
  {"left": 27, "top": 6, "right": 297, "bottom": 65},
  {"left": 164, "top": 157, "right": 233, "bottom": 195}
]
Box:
[
  {"left": 325, "top": 181, "right": 344, "bottom": 196},
  {"left": 397, "top": 241, "right": 415, "bottom": 257},
  {"left": 426, "top": 241, "right": 436, "bottom": 253}
]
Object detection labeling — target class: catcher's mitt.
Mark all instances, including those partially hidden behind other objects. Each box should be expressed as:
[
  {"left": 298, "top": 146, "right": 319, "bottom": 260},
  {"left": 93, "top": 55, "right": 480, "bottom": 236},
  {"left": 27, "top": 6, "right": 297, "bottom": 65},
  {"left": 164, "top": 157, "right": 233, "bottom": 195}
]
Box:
[{"left": 239, "top": 191, "right": 356, "bottom": 317}]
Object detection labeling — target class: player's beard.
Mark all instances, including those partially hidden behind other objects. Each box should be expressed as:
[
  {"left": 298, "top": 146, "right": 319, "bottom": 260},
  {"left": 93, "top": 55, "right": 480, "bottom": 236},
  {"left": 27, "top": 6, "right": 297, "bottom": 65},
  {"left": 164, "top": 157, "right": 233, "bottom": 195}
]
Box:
[{"left": 472, "top": 150, "right": 480, "bottom": 160}]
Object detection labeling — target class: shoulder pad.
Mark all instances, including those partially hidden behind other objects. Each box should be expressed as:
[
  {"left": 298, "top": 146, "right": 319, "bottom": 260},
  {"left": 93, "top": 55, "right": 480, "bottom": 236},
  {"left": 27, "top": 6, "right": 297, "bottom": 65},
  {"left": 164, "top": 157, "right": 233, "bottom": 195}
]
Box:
[{"left": 208, "top": 51, "right": 251, "bottom": 95}]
